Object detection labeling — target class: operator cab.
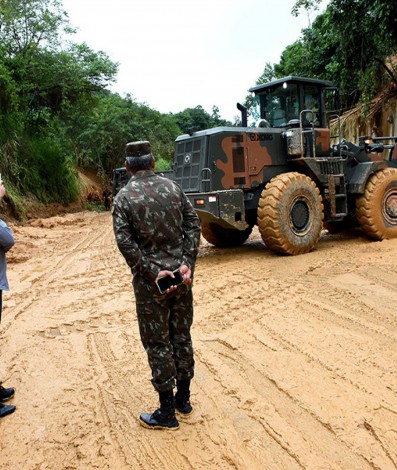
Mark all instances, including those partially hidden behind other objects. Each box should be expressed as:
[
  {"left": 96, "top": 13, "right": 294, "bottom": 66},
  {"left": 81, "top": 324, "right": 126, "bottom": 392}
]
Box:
[{"left": 249, "top": 76, "right": 335, "bottom": 129}]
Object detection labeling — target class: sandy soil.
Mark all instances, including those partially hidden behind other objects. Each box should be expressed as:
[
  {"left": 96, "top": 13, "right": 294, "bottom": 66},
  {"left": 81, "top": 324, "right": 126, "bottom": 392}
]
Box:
[{"left": 1, "top": 210, "right": 397, "bottom": 469}]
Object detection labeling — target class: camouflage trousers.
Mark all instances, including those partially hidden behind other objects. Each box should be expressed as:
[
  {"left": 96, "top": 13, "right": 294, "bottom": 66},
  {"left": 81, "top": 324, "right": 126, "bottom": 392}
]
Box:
[{"left": 134, "top": 281, "right": 195, "bottom": 393}]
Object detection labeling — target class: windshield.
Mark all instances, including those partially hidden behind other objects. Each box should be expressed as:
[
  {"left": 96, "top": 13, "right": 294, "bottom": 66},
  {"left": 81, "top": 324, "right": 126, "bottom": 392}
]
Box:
[{"left": 258, "top": 83, "right": 299, "bottom": 127}]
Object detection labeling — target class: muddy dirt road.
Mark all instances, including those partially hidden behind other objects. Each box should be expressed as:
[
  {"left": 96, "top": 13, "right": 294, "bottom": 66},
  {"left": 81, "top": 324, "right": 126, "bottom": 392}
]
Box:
[{"left": 0, "top": 211, "right": 397, "bottom": 469}]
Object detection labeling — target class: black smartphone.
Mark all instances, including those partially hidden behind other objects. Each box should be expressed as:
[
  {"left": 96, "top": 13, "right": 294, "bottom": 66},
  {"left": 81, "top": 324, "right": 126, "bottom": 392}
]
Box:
[{"left": 156, "top": 269, "right": 184, "bottom": 294}]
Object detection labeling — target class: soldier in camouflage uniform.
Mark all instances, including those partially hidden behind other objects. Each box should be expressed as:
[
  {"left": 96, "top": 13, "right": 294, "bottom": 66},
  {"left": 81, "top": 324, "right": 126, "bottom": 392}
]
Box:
[{"left": 112, "top": 141, "right": 201, "bottom": 431}]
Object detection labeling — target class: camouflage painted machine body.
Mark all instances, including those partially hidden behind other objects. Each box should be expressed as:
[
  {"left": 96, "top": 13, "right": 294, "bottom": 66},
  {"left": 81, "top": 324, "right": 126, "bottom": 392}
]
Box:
[
  {"left": 113, "top": 76, "right": 397, "bottom": 255},
  {"left": 172, "top": 76, "right": 397, "bottom": 254}
]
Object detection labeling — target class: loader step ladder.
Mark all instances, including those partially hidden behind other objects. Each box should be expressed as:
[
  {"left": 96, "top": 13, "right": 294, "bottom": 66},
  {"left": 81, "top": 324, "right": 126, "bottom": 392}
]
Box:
[
  {"left": 200, "top": 167, "right": 212, "bottom": 192},
  {"left": 318, "top": 158, "right": 348, "bottom": 219}
]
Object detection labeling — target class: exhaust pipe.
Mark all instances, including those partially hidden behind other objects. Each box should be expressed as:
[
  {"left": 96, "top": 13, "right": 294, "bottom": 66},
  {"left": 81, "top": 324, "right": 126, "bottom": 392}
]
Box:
[{"left": 237, "top": 102, "right": 247, "bottom": 127}]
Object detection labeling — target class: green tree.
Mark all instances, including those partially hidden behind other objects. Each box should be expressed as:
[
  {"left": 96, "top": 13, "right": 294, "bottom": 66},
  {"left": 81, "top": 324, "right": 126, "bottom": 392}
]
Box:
[
  {"left": 256, "top": 62, "right": 277, "bottom": 85},
  {"left": 174, "top": 105, "right": 232, "bottom": 134},
  {"left": 210, "top": 106, "right": 231, "bottom": 127},
  {"left": 0, "top": 0, "right": 73, "bottom": 56},
  {"left": 0, "top": 0, "right": 119, "bottom": 205},
  {"left": 0, "top": 58, "right": 21, "bottom": 182},
  {"left": 326, "top": 0, "right": 397, "bottom": 106},
  {"left": 75, "top": 93, "right": 181, "bottom": 174},
  {"left": 275, "top": 0, "right": 397, "bottom": 110},
  {"left": 242, "top": 62, "right": 277, "bottom": 122},
  {"left": 291, "top": 0, "right": 322, "bottom": 23},
  {"left": 0, "top": 0, "right": 233, "bottom": 213},
  {"left": 174, "top": 106, "right": 213, "bottom": 134}
]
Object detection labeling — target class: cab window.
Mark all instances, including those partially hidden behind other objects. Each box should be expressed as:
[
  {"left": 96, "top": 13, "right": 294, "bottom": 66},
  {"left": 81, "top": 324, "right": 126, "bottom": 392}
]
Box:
[
  {"left": 303, "top": 85, "right": 321, "bottom": 126},
  {"left": 259, "top": 83, "right": 299, "bottom": 127}
]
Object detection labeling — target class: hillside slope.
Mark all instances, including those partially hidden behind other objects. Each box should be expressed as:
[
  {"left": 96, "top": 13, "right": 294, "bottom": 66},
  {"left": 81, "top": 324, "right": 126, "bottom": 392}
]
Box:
[
  {"left": 9, "top": 167, "right": 107, "bottom": 221},
  {"left": 336, "top": 84, "right": 397, "bottom": 143}
]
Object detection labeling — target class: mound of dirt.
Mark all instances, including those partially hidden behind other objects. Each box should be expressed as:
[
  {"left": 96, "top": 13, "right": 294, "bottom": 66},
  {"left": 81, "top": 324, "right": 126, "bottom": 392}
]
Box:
[{"left": 6, "top": 167, "right": 108, "bottom": 222}]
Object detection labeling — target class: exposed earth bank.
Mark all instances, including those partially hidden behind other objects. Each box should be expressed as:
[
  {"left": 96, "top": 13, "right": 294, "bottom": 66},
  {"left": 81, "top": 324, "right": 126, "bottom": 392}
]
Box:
[{"left": 1, "top": 211, "right": 397, "bottom": 469}]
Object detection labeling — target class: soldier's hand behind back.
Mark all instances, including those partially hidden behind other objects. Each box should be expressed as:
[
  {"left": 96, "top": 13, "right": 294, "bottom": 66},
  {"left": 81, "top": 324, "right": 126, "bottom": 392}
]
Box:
[
  {"left": 179, "top": 265, "right": 192, "bottom": 285},
  {"left": 155, "top": 270, "right": 178, "bottom": 294}
]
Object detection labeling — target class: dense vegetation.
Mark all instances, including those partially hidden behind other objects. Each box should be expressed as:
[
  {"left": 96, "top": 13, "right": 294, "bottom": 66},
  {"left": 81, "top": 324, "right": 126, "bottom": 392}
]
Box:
[
  {"left": 1, "top": 0, "right": 396, "bottom": 216},
  {"left": 0, "top": 0, "right": 229, "bottom": 215},
  {"left": 252, "top": 0, "right": 397, "bottom": 112}
]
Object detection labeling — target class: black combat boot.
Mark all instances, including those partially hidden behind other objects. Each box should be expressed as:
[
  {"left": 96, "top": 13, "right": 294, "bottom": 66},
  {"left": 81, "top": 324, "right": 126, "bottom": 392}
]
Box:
[
  {"left": 139, "top": 390, "right": 179, "bottom": 430},
  {"left": 0, "top": 403, "right": 16, "bottom": 418},
  {"left": 175, "top": 379, "right": 193, "bottom": 415},
  {"left": 0, "top": 385, "right": 15, "bottom": 402}
]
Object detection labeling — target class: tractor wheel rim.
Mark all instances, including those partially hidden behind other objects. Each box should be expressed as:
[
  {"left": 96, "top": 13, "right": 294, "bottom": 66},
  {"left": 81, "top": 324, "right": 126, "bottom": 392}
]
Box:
[
  {"left": 384, "top": 189, "right": 397, "bottom": 224},
  {"left": 290, "top": 198, "right": 310, "bottom": 233}
]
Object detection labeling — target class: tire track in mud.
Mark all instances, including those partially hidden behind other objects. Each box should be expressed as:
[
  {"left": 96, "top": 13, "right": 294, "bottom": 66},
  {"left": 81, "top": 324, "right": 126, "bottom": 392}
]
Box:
[
  {"left": 282, "top": 272, "right": 397, "bottom": 467},
  {"left": 303, "top": 260, "right": 397, "bottom": 309},
  {"left": 88, "top": 332, "right": 155, "bottom": 469},
  {"left": 193, "top": 338, "right": 373, "bottom": 470},
  {"left": 195, "top": 322, "right": 395, "bottom": 469},
  {"left": 74, "top": 231, "right": 279, "bottom": 469},
  {"left": 2, "top": 213, "right": 142, "bottom": 469},
  {"left": 89, "top": 329, "right": 257, "bottom": 469},
  {"left": 8, "top": 217, "right": 114, "bottom": 324},
  {"left": 192, "top": 347, "right": 303, "bottom": 469},
  {"left": 292, "top": 267, "right": 397, "bottom": 398},
  {"left": 250, "top": 310, "right": 397, "bottom": 418},
  {"left": 303, "top": 284, "right": 397, "bottom": 334},
  {"left": 3, "top": 215, "right": 397, "bottom": 469},
  {"left": 31, "top": 216, "right": 131, "bottom": 338},
  {"left": 296, "top": 298, "right": 397, "bottom": 388},
  {"left": 89, "top": 332, "right": 199, "bottom": 470},
  {"left": 193, "top": 238, "right": 397, "bottom": 469},
  {"left": 13, "top": 216, "right": 132, "bottom": 350}
]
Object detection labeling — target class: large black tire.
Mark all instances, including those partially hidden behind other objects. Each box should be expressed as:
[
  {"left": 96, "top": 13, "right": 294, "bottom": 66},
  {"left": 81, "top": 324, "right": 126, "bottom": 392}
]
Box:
[
  {"left": 201, "top": 222, "right": 252, "bottom": 247},
  {"left": 356, "top": 168, "right": 397, "bottom": 240},
  {"left": 257, "top": 172, "right": 324, "bottom": 255}
]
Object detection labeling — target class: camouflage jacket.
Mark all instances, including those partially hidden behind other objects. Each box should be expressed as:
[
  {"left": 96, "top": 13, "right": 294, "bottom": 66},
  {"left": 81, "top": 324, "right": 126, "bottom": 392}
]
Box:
[{"left": 112, "top": 170, "right": 201, "bottom": 282}]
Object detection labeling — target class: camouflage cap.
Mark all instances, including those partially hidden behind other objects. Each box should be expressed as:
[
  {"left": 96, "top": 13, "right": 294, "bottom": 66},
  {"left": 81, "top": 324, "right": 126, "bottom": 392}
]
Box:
[{"left": 125, "top": 141, "right": 152, "bottom": 158}]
